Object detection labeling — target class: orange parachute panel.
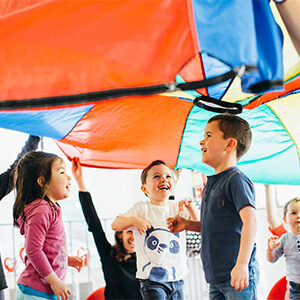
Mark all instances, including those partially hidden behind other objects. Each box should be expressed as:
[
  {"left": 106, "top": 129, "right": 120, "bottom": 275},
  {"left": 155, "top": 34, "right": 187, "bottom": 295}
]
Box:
[
  {"left": 56, "top": 95, "right": 193, "bottom": 169},
  {"left": 0, "top": 0, "right": 198, "bottom": 102}
]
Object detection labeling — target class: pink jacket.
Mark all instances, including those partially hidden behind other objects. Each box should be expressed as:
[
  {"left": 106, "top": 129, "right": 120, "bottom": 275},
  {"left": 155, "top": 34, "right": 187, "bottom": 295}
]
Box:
[{"left": 16, "top": 199, "right": 68, "bottom": 293}]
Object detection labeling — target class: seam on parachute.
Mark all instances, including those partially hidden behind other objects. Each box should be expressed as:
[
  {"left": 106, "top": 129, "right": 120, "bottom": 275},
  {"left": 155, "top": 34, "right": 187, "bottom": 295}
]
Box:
[
  {"left": 185, "top": 0, "right": 208, "bottom": 97},
  {"left": 59, "top": 105, "right": 94, "bottom": 140},
  {"left": 174, "top": 106, "right": 195, "bottom": 170}
]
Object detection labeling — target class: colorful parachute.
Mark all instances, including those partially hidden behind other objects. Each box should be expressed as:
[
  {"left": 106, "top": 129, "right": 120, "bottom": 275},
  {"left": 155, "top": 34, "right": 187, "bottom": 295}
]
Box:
[{"left": 0, "top": 0, "right": 299, "bottom": 185}]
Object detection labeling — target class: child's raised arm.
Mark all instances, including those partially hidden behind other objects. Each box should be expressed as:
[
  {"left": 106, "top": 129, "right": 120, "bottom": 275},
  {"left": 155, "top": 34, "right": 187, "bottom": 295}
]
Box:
[
  {"left": 178, "top": 199, "right": 200, "bottom": 221},
  {"left": 265, "top": 184, "right": 282, "bottom": 230},
  {"left": 112, "top": 215, "right": 151, "bottom": 235},
  {"left": 72, "top": 157, "right": 87, "bottom": 192}
]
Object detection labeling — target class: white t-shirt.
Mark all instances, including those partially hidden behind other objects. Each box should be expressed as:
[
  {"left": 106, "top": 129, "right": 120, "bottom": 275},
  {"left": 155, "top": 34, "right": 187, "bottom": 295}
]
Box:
[{"left": 121, "top": 200, "right": 189, "bottom": 282}]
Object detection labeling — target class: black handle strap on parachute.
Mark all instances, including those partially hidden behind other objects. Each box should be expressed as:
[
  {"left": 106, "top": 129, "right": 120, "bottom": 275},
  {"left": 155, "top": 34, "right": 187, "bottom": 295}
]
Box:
[
  {"left": 193, "top": 95, "right": 243, "bottom": 114},
  {"left": 0, "top": 65, "right": 256, "bottom": 110}
]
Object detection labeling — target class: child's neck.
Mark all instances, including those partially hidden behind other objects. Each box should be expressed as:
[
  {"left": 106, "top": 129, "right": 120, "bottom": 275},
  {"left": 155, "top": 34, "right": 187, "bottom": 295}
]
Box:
[
  {"left": 214, "top": 156, "right": 237, "bottom": 175},
  {"left": 47, "top": 196, "right": 58, "bottom": 206},
  {"left": 150, "top": 198, "right": 168, "bottom": 206}
]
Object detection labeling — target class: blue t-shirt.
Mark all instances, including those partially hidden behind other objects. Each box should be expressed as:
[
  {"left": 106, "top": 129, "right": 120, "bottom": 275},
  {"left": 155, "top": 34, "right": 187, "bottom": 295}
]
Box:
[{"left": 200, "top": 167, "right": 257, "bottom": 284}]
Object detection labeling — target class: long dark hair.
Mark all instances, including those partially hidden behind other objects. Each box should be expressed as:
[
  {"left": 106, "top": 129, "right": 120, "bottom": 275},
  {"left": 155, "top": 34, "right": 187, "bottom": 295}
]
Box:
[
  {"left": 13, "top": 151, "right": 61, "bottom": 226},
  {"left": 111, "top": 231, "right": 135, "bottom": 262}
]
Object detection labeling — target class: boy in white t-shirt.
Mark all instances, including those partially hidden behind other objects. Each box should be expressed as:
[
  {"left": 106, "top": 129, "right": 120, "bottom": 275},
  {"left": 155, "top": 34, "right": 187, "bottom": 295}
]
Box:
[{"left": 112, "top": 160, "right": 199, "bottom": 299}]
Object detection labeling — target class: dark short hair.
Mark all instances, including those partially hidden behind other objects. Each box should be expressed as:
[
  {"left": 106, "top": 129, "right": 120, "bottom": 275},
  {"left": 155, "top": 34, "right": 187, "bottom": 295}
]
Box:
[
  {"left": 140, "top": 160, "right": 171, "bottom": 184},
  {"left": 208, "top": 114, "right": 252, "bottom": 161},
  {"left": 283, "top": 197, "right": 300, "bottom": 217}
]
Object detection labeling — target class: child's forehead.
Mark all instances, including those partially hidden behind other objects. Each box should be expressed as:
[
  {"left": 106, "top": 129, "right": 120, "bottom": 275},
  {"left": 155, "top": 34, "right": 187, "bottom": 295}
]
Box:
[
  {"left": 148, "top": 164, "right": 171, "bottom": 174},
  {"left": 287, "top": 200, "right": 300, "bottom": 210},
  {"left": 52, "top": 158, "right": 65, "bottom": 169},
  {"left": 205, "top": 120, "right": 222, "bottom": 134}
]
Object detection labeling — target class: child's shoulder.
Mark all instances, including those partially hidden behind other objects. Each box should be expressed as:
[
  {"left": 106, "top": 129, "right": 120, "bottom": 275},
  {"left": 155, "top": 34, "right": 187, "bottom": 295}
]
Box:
[
  {"left": 129, "top": 200, "right": 149, "bottom": 210},
  {"left": 224, "top": 167, "right": 254, "bottom": 188},
  {"left": 25, "top": 199, "right": 54, "bottom": 214},
  {"left": 280, "top": 231, "right": 292, "bottom": 240},
  {"left": 167, "top": 200, "right": 179, "bottom": 208}
]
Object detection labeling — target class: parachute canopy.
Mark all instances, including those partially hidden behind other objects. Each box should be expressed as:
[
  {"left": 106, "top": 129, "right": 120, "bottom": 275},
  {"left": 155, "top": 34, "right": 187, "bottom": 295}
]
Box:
[{"left": 0, "top": 0, "right": 299, "bottom": 185}]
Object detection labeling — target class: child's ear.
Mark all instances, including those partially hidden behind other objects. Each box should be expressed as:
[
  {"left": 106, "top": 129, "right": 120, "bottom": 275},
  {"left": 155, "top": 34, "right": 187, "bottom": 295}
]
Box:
[
  {"left": 226, "top": 138, "right": 237, "bottom": 151},
  {"left": 141, "top": 185, "right": 148, "bottom": 197},
  {"left": 283, "top": 216, "right": 287, "bottom": 223},
  {"left": 37, "top": 176, "right": 45, "bottom": 187}
]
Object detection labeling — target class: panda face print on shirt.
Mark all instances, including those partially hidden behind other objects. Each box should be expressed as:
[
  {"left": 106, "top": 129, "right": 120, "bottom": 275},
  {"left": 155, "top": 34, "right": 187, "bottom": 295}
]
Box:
[
  {"left": 144, "top": 228, "right": 180, "bottom": 264},
  {"left": 142, "top": 227, "right": 182, "bottom": 281}
]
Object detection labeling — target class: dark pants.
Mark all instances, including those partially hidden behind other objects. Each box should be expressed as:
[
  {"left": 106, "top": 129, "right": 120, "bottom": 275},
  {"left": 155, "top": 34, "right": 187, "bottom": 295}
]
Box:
[{"left": 290, "top": 281, "right": 300, "bottom": 300}]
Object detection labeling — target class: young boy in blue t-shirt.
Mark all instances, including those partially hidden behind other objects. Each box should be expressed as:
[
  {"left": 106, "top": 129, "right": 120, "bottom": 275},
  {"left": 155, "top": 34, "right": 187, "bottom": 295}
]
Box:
[{"left": 167, "top": 114, "right": 259, "bottom": 300}]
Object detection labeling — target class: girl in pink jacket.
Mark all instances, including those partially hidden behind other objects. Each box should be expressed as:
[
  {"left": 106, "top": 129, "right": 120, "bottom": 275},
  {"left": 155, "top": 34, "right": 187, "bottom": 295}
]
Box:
[{"left": 13, "top": 151, "right": 83, "bottom": 300}]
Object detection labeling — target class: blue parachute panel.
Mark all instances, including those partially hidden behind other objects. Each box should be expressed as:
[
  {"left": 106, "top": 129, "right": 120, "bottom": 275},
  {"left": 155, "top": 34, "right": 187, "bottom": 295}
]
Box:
[
  {"left": 177, "top": 105, "right": 300, "bottom": 185},
  {"left": 0, "top": 105, "right": 93, "bottom": 140}
]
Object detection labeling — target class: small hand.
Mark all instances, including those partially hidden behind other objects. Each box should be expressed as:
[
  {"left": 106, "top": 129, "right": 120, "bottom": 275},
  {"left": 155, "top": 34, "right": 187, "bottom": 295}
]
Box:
[
  {"left": 71, "top": 157, "right": 82, "bottom": 181},
  {"left": 68, "top": 256, "right": 84, "bottom": 272},
  {"left": 47, "top": 277, "right": 71, "bottom": 300},
  {"left": 167, "top": 215, "right": 187, "bottom": 232},
  {"left": 268, "top": 236, "right": 280, "bottom": 251},
  {"left": 230, "top": 263, "right": 248, "bottom": 291},
  {"left": 178, "top": 198, "right": 193, "bottom": 212},
  {"left": 133, "top": 217, "right": 152, "bottom": 234}
]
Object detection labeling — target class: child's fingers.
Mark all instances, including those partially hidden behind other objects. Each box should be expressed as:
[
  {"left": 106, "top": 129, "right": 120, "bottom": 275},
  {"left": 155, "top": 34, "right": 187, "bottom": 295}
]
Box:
[
  {"left": 166, "top": 217, "right": 173, "bottom": 226},
  {"left": 178, "top": 201, "right": 184, "bottom": 212}
]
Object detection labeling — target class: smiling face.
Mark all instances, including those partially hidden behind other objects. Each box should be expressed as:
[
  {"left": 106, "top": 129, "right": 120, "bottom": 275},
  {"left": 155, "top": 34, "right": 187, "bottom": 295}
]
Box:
[
  {"left": 200, "top": 120, "right": 235, "bottom": 172},
  {"left": 44, "top": 158, "right": 71, "bottom": 203},
  {"left": 141, "top": 163, "right": 174, "bottom": 205},
  {"left": 284, "top": 200, "right": 300, "bottom": 235},
  {"left": 121, "top": 230, "right": 136, "bottom": 253}
]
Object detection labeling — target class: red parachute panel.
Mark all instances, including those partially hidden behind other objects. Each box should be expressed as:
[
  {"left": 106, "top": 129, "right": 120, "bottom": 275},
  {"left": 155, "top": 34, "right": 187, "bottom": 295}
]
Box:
[{"left": 56, "top": 95, "right": 193, "bottom": 169}]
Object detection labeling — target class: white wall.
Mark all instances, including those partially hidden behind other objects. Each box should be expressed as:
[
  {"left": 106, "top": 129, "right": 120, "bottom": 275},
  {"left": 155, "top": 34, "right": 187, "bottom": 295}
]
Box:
[{"left": 1, "top": 129, "right": 299, "bottom": 299}]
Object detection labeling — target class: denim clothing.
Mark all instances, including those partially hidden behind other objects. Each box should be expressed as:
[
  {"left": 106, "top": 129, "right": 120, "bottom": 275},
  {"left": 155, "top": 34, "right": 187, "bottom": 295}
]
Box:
[
  {"left": 290, "top": 281, "right": 300, "bottom": 300},
  {"left": 208, "top": 261, "right": 259, "bottom": 300},
  {"left": 139, "top": 279, "right": 184, "bottom": 300},
  {"left": 0, "top": 289, "right": 4, "bottom": 300}
]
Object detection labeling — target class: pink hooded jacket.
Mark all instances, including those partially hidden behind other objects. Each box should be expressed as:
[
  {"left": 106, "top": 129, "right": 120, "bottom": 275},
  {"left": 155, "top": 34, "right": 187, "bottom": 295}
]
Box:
[{"left": 16, "top": 199, "right": 68, "bottom": 293}]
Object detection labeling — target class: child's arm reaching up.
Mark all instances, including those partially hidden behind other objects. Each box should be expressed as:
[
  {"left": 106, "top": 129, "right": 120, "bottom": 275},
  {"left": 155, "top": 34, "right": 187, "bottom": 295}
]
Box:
[
  {"left": 72, "top": 157, "right": 87, "bottom": 192},
  {"left": 178, "top": 199, "right": 200, "bottom": 221},
  {"left": 112, "top": 216, "right": 151, "bottom": 235}
]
